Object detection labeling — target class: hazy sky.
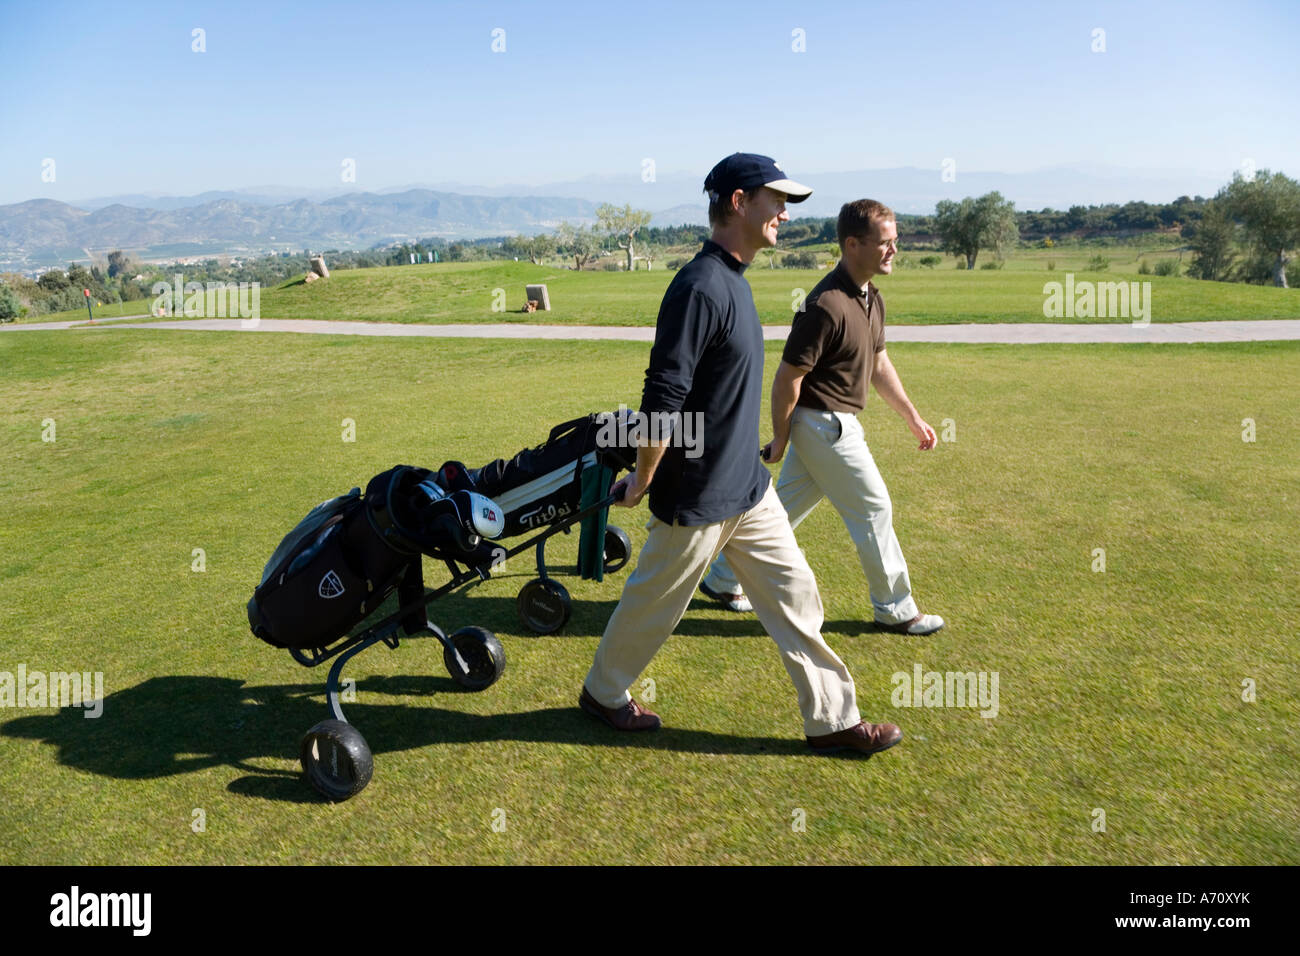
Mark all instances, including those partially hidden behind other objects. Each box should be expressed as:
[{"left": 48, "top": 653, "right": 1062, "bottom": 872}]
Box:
[{"left": 2, "top": 0, "right": 1297, "bottom": 205}]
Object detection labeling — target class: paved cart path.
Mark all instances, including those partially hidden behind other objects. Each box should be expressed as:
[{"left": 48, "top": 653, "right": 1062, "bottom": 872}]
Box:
[{"left": 5, "top": 317, "right": 1300, "bottom": 342}]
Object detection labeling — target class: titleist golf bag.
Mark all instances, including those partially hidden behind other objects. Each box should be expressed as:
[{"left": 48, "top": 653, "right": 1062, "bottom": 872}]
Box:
[
  {"left": 246, "top": 411, "right": 641, "bottom": 802},
  {"left": 247, "top": 465, "right": 504, "bottom": 650},
  {"left": 431, "top": 412, "right": 637, "bottom": 538},
  {"left": 246, "top": 411, "right": 637, "bottom": 652}
]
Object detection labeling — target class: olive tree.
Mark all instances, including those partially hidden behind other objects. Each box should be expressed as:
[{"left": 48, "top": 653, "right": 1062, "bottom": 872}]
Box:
[{"left": 935, "top": 191, "right": 1019, "bottom": 270}]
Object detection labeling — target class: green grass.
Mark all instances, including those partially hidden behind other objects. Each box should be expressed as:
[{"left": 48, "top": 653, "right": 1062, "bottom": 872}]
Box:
[
  {"left": 12, "top": 248, "right": 1297, "bottom": 327},
  {"left": 17, "top": 296, "right": 156, "bottom": 324},
  {"left": 253, "top": 260, "right": 1300, "bottom": 326},
  {"left": 1, "top": 330, "right": 1296, "bottom": 864},
  {"left": 787, "top": 237, "right": 1192, "bottom": 275}
]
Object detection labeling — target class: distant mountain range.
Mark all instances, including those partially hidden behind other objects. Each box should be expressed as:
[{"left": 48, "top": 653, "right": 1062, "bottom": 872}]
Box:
[
  {"left": 2, "top": 163, "right": 1230, "bottom": 270},
  {"left": 0, "top": 190, "right": 603, "bottom": 270}
]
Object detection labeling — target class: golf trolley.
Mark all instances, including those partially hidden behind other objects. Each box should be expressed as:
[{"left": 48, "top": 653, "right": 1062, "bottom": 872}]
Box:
[
  {"left": 246, "top": 412, "right": 637, "bottom": 801},
  {"left": 514, "top": 512, "right": 631, "bottom": 635},
  {"left": 287, "top": 493, "right": 626, "bottom": 802}
]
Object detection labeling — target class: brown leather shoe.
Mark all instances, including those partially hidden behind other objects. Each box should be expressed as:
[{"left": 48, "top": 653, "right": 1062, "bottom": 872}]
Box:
[
  {"left": 579, "top": 686, "right": 662, "bottom": 731},
  {"left": 807, "top": 720, "right": 903, "bottom": 756}
]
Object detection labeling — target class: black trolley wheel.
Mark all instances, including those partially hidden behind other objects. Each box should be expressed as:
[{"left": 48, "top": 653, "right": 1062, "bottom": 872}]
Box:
[
  {"left": 300, "top": 719, "right": 373, "bottom": 802},
  {"left": 603, "top": 524, "right": 632, "bottom": 573},
  {"left": 517, "top": 577, "right": 572, "bottom": 634},
  {"left": 444, "top": 626, "right": 506, "bottom": 690}
]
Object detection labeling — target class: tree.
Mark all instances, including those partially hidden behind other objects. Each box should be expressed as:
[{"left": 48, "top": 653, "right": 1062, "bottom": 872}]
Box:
[
  {"left": 525, "top": 233, "right": 556, "bottom": 265},
  {"left": 1219, "top": 169, "right": 1300, "bottom": 287},
  {"left": 595, "top": 203, "right": 653, "bottom": 272},
  {"left": 107, "top": 250, "right": 133, "bottom": 279},
  {"left": 502, "top": 235, "right": 530, "bottom": 261},
  {"left": 37, "top": 269, "right": 70, "bottom": 292},
  {"left": 503, "top": 234, "right": 555, "bottom": 264},
  {"left": 67, "top": 264, "right": 92, "bottom": 290},
  {"left": 1187, "top": 201, "right": 1237, "bottom": 282},
  {"left": 935, "top": 191, "right": 1019, "bottom": 269},
  {"left": 118, "top": 278, "right": 144, "bottom": 302},
  {"left": 1117, "top": 201, "right": 1160, "bottom": 231},
  {"left": 638, "top": 240, "right": 660, "bottom": 271},
  {"left": 0, "top": 283, "right": 20, "bottom": 321},
  {"left": 557, "top": 222, "right": 599, "bottom": 271}
]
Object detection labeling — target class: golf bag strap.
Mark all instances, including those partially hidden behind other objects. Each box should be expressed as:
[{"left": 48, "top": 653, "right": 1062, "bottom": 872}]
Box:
[
  {"left": 546, "top": 415, "right": 589, "bottom": 445},
  {"left": 396, "top": 560, "right": 426, "bottom": 636}
]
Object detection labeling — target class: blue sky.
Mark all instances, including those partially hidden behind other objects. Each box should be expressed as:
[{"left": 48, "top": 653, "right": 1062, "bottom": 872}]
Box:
[{"left": 2, "top": 0, "right": 1297, "bottom": 205}]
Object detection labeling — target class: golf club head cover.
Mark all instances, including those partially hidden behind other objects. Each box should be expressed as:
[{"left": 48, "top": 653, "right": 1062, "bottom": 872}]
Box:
[
  {"left": 434, "top": 460, "right": 475, "bottom": 493},
  {"left": 421, "top": 489, "right": 505, "bottom": 557},
  {"left": 465, "top": 491, "right": 506, "bottom": 539}
]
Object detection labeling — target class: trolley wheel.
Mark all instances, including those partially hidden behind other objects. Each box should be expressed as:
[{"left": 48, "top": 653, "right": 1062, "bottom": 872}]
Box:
[
  {"left": 517, "top": 577, "right": 572, "bottom": 634},
  {"left": 300, "top": 719, "right": 373, "bottom": 802},
  {"left": 444, "top": 626, "right": 506, "bottom": 690},
  {"left": 603, "top": 525, "right": 632, "bottom": 573}
]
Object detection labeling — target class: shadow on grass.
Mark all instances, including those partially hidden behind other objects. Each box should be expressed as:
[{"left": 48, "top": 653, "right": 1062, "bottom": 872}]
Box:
[
  {"left": 0, "top": 671, "right": 812, "bottom": 804},
  {"left": 433, "top": 590, "right": 895, "bottom": 641}
]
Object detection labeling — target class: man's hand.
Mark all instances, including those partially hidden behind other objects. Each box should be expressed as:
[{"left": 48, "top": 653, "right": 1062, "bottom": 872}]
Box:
[
  {"left": 769, "top": 361, "right": 807, "bottom": 469},
  {"left": 612, "top": 470, "right": 649, "bottom": 508},
  {"left": 761, "top": 437, "right": 788, "bottom": 464},
  {"left": 909, "top": 417, "right": 937, "bottom": 451},
  {"left": 873, "top": 350, "right": 935, "bottom": 450}
]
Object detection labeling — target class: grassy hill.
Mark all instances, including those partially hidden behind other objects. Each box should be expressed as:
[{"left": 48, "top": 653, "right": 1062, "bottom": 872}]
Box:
[
  {"left": 20, "top": 252, "right": 1300, "bottom": 327},
  {"left": 252, "top": 259, "right": 1300, "bottom": 326}
]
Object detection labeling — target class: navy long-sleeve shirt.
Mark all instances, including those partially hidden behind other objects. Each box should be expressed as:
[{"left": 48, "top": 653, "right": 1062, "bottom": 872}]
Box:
[{"left": 640, "top": 239, "right": 769, "bottom": 525}]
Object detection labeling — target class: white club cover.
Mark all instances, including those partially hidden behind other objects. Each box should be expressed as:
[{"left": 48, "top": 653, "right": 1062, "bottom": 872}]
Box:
[{"left": 466, "top": 492, "right": 506, "bottom": 539}]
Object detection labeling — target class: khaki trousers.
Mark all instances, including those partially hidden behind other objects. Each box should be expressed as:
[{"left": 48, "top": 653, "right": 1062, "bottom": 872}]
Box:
[
  {"left": 584, "top": 482, "right": 861, "bottom": 736},
  {"left": 705, "top": 407, "right": 920, "bottom": 625}
]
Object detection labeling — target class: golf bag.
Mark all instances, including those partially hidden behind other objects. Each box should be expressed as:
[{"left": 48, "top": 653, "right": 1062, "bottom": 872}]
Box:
[
  {"left": 247, "top": 466, "right": 504, "bottom": 650},
  {"left": 432, "top": 412, "right": 636, "bottom": 539},
  {"left": 247, "top": 413, "right": 642, "bottom": 801},
  {"left": 246, "top": 411, "right": 637, "bottom": 652}
]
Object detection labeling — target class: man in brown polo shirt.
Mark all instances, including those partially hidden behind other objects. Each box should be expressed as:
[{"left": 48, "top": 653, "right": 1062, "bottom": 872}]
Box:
[{"left": 700, "top": 199, "right": 944, "bottom": 635}]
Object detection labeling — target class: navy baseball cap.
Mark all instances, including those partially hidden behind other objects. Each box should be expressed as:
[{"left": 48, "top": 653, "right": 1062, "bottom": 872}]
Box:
[{"left": 704, "top": 153, "right": 813, "bottom": 203}]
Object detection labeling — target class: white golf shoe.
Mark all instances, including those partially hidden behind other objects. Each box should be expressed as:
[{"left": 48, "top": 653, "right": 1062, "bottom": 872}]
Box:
[
  {"left": 874, "top": 613, "right": 945, "bottom": 636},
  {"left": 699, "top": 581, "right": 754, "bottom": 613}
]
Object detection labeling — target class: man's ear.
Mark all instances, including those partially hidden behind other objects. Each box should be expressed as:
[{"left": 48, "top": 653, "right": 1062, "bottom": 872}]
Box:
[{"left": 731, "top": 188, "right": 746, "bottom": 218}]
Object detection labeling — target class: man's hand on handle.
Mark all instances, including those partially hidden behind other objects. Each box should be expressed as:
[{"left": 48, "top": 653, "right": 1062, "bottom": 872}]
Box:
[
  {"left": 612, "top": 470, "right": 649, "bottom": 508},
  {"left": 613, "top": 440, "right": 669, "bottom": 509},
  {"left": 761, "top": 437, "right": 788, "bottom": 464}
]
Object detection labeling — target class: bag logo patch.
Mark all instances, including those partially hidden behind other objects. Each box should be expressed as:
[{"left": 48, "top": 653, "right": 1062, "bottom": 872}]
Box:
[{"left": 319, "top": 570, "right": 345, "bottom": 599}]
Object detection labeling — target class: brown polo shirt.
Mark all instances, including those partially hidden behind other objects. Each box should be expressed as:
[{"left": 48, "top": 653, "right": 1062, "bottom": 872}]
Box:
[{"left": 782, "top": 262, "right": 886, "bottom": 412}]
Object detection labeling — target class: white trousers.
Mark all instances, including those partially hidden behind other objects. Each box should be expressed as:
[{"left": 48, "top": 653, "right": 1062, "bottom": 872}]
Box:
[
  {"left": 585, "top": 482, "right": 862, "bottom": 736},
  {"left": 704, "top": 407, "right": 920, "bottom": 625}
]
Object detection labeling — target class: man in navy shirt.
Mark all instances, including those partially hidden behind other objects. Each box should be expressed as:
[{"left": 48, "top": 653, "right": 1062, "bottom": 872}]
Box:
[{"left": 579, "top": 154, "right": 903, "bottom": 757}]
